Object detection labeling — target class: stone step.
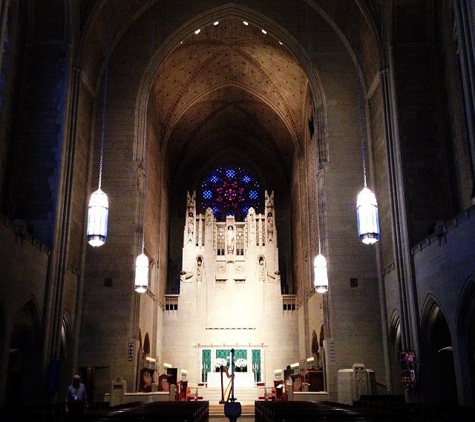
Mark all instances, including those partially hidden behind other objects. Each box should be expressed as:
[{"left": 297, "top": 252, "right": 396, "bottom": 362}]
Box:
[
  {"left": 201, "top": 387, "right": 259, "bottom": 406},
  {"left": 209, "top": 403, "right": 255, "bottom": 421},
  {"left": 209, "top": 404, "right": 255, "bottom": 415}
]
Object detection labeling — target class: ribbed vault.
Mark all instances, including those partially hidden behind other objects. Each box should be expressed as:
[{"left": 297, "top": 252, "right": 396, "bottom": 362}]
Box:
[
  {"left": 80, "top": 0, "right": 381, "bottom": 195},
  {"left": 151, "top": 16, "right": 310, "bottom": 192}
]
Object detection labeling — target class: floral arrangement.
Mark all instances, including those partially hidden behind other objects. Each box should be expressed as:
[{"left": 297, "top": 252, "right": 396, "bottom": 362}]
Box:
[
  {"left": 215, "top": 358, "right": 228, "bottom": 369},
  {"left": 235, "top": 358, "right": 247, "bottom": 368}
]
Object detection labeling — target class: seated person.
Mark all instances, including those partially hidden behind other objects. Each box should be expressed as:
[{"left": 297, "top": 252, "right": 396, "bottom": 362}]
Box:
[{"left": 139, "top": 368, "right": 154, "bottom": 392}]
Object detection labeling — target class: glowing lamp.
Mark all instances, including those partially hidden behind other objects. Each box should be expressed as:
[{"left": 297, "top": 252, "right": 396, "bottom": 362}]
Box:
[
  {"left": 356, "top": 187, "right": 380, "bottom": 245},
  {"left": 314, "top": 254, "right": 328, "bottom": 294},
  {"left": 134, "top": 253, "right": 149, "bottom": 293},
  {"left": 86, "top": 189, "right": 109, "bottom": 247}
]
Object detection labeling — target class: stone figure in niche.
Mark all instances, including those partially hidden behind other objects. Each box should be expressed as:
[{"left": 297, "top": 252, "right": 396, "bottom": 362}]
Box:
[
  {"left": 187, "top": 212, "right": 194, "bottom": 244},
  {"left": 206, "top": 208, "right": 213, "bottom": 226},
  {"left": 248, "top": 208, "right": 256, "bottom": 239},
  {"left": 196, "top": 256, "right": 204, "bottom": 282},
  {"left": 258, "top": 256, "right": 266, "bottom": 282},
  {"left": 186, "top": 192, "right": 196, "bottom": 243},
  {"left": 227, "top": 225, "right": 235, "bottom": 254},
  {"left": 267, "top": 212, "right": 274, "bottom": 243}
]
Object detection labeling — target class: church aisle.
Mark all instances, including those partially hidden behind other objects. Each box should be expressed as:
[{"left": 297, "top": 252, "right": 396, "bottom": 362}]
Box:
[{"left": 210, "top": 403, "right": 255, "bottom": 422}]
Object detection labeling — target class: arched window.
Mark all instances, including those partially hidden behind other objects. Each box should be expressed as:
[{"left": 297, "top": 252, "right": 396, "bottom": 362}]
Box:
[{"left": 200, "top": 166, "right": 261, "bottom": 221}]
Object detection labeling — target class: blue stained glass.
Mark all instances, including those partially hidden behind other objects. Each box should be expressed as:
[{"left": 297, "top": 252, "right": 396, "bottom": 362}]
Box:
[{"left": 201, "top": 166, "right": 261, "bottom": 221}]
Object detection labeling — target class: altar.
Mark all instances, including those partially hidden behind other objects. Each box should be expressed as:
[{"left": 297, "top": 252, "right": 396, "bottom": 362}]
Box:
[{"left": 207, "top": 372, "right": 255, "bottom": 388}]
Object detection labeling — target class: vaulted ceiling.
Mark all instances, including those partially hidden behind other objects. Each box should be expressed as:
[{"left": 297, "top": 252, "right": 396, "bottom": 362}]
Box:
[
  {"left": 151, "top": 16, "right": 310, "bottom": 189},
  {"left": 79, "top": 0, "right": 381, "bottom": 198}
]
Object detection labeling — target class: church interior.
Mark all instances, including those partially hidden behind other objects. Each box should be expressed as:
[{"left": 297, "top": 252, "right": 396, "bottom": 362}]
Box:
[{"left": 1, "top": 0, "right": 475, "bottom": 416}]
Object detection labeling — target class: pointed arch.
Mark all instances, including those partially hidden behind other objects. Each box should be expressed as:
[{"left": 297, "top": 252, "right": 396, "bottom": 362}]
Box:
[
  {"left": 311, "top": 329, "right": 318, "bottom": 355},
  {"left": 59, "top": 312, "right": 74, "bottom": 395},
  {"left": 143, "top": 332, "right": 151, "bottom": 355},
  {"left": 420, "top": 296, "right": 457, "bottom": 404},
  {"left": 387, "top": 310, "right": 403, "bottom": 395},
  {"left": 5, "top": 297, "right": 42, "bottom": 406},
  {"left": 389, "top": 310, "right": 401, "bottom": 358},
  {"left": 456, "top": 276, "right": 475, "bottom": 403}
]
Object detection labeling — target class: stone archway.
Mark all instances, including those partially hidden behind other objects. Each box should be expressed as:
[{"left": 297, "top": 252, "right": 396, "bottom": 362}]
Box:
[
  {"left": 456, "top": 277, "right": 475, "bottom": 405},
  {"left": 5, "top": 299, "right": 42, "bottom": 406},
  {"left": 388, "top": 312, "right": 404, "bottom": 396},
  {"left": 422, "top": 302, "right": 457, "bottom": 404}
]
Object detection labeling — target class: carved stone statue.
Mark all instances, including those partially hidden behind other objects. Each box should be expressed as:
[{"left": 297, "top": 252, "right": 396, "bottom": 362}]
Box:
[
  {"left": 187, "top": 213, "right": 194, "bottom": 244},
  {"left": 226, "top": 225, "right": 235, "bottom": 254},
  {"left": 267, "top": 212, "right": 274, "bottom": 243},
  {"left": 196, "top": 256, "right": 204, "bottom": 282},
  {"left": 206, "top": 208, "right": 213, "bottom": 226},
  {"left": 258, "top": 256, "right": 266, "bottom": 282}
]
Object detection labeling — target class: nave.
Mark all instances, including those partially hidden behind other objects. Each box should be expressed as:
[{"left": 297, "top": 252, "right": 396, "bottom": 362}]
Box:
[{"left": 2, "top": 399, "right": 475, "bottom": 422}]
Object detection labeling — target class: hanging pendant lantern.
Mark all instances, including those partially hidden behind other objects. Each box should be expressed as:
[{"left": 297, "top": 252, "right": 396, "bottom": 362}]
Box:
[
  {"left": 135, "top": 253, "right": 149, "bottom": 293},
  {"left": 356, "top": 186, "right": 380, "bottom": 245},
  {"left": 86, "top": 188, "right": 109, "bottom": 247},
  {"left": 86, "top": 0, "right": 111, "bottom": 247},
  {"left": 352, "top": 3, "right": 381, "bottom": 246},
  {"left": 133, "top": 0, "right": 157, "bottom": 293},
  {"left": 314, "top": 253, "right": 328, "bottom": 294}
]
